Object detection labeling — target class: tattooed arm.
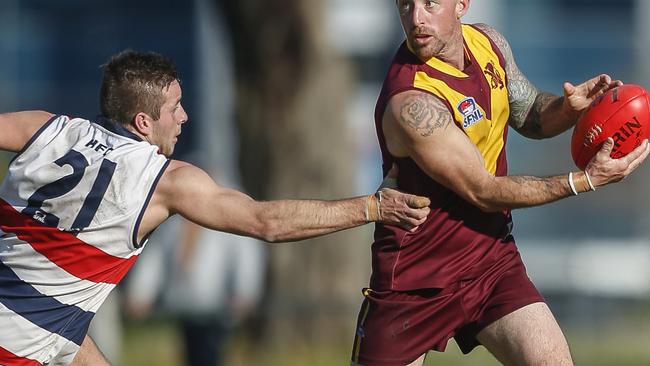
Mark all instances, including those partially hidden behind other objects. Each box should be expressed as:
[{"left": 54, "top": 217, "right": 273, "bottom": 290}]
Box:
[
  {"left": 474, "top": 23, "right": 622, "bottom": 139},
  {"left": 381, "top": 91, "right": 649, "bottom": 211}
]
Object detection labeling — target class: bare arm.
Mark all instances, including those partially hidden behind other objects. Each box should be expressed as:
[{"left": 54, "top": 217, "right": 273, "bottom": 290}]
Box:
[
  {"left": 147, "top": 160, "right": 430, "bottom": 243},
  {"left": 0, "top": 111, "right": 55, "bottom": 152},
  {"left": 475, "top": 24, "right": 621, "bottom": 139},
  {"left": 382, "top": 90, "right": 649, "bottom": 212}
]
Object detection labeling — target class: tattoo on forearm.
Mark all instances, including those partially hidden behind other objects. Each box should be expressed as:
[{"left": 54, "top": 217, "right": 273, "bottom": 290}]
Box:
[
  {"left": 510, "top": 175, "right": 556, "bottom": 193},
  {"left": 505, "top": 174, "right": 570, "bottom": 206},
  {"left": 399, "top": 94, "right": 452, "bottom": 137}
]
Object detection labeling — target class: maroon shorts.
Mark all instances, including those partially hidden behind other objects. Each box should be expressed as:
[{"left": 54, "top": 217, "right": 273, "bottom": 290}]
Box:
[{"left": 350, "top": 252, "right": 543, "bottom": 366}]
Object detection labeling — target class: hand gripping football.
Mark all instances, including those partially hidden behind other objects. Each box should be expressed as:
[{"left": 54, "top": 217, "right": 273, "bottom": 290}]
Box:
[{"left": 571, "top": 84, "right": 650, "bottom": 170}]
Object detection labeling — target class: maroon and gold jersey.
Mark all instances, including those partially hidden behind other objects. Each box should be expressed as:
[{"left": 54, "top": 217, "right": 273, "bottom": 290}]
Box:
[{"left": 371, "top": 24, "right": 519, "bottom": 291}]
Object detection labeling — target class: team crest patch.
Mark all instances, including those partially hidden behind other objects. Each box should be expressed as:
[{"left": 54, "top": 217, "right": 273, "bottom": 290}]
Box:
[
  {"left": 457, "top": 97, "right": 484, "bottom": 128},
  {"left": 484, "top": 60, "right": 504, "bottom": 90}
]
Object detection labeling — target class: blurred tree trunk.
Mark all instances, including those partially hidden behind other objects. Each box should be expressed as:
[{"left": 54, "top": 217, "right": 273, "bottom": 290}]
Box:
[{"left": 216, "top": 0, "right": 371, "bottom": 350}]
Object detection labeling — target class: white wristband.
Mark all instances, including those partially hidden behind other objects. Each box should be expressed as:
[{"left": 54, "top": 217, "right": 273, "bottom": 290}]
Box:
[
  {"left": 375, "top": 190, "right": 382, "bottom": 220},
  {"left": 364, "top": 202, "right": 370, "bottom": 222},
  {"left": 568, "top": 172, "right": 578, "bottom": 196},
  {"left": 584, "top": 171, "right": 596, "bottom": 191}
]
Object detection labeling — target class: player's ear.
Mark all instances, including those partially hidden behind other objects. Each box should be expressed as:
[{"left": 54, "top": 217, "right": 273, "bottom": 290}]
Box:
[
  {"left": 456, "top": 0, "right": 469, "bottom": 19},
  {"left": 133, "top": 112, "right": 153, "bottom": 136}
]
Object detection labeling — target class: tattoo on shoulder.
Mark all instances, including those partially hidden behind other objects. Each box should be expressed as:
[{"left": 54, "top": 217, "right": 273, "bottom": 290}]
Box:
[
  {"left": 399, "top": 94, "right": 452, "bottom": 137},
  {"left": 474, "top": 23, "right": 511, "bottom": 59},
  {"left": 474, "top": 24, "right": 544, "bottom": 134}
]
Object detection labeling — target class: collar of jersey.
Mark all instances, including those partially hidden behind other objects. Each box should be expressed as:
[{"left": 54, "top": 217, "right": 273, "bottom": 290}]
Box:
[
  {"left": 94, "top": 116, "right": 143, "bottom": 142},
  {"left": 423, "top": 53, "right": 469, "bottom": 78}
]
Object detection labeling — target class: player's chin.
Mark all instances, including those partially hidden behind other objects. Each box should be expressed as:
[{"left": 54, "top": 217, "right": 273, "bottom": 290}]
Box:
[{"left": 412, "top": 45, "right": 436, "bottom": 61}]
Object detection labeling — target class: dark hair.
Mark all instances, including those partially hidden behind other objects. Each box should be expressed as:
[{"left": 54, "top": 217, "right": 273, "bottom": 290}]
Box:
[{"left": 100, "top": 50, "right": 179, "bottom": 126}]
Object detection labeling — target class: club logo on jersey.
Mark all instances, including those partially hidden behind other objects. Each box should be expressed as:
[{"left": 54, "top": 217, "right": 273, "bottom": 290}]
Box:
[
  {"left": 457, "top": 97, "right": 484, "bottom": 128},
  {"left": 484, "top": 61, "right": 504, "bottom": 90}
]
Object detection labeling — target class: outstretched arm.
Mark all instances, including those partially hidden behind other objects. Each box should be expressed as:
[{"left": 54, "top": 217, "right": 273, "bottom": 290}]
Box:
[
  {"left": 475, "top": 24, "right": 622, "bottom": 139},
  {"left": 147, "top": 160, "right": 431, "bottom": 243},
  {"left": 0, "top": 111, "right": 54, "bottom": 152},
  {"left": 382, "top": 90, "right": 649, "bottom": 212}
]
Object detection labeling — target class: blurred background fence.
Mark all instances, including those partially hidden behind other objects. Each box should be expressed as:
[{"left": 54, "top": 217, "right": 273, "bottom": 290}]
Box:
[{"left": 1, "top": 0, "right": 650, "bottom": 365}]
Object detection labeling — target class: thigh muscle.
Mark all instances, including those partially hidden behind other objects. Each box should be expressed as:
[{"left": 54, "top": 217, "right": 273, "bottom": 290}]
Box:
[{"left": 476, "top": 302, "right": 573, "bottom": 366}]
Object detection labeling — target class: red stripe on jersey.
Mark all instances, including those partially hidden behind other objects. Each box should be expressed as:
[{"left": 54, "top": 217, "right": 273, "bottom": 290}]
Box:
[
  {"left": 0, "top": 346, "right": 42, "bottom": 366},
  {"left": 0, "top": 198, "right": 137, "bottom": 284}
]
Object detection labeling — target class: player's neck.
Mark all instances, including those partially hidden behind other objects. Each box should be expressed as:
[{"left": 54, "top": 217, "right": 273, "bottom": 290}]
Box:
[
  {"left": 125, "top": 125, "right": 148, "bottom": 142},
  {"left": 440, "top": 32, "right": 466, "bottom": 70},
  {"left": 416, "top": 32, "right": 466, "bottom": 70}
]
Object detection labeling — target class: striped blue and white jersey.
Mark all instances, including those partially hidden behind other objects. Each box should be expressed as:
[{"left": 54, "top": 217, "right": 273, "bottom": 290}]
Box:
[{"left": 0, "top": 115, "right": 169, "bottom": 365}]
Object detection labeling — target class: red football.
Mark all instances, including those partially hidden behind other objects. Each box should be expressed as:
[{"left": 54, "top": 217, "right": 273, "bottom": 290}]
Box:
[{"left": 571, "top": 84, "right": 650, "bottom": 170}]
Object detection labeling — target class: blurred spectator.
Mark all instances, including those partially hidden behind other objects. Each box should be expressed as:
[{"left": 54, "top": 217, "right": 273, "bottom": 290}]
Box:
[
  {"left": 125, "top": 203, "right": 265, "bottom": 366},
  {"left": 123, "top": 3, "right": 266, "bottom": 363}
]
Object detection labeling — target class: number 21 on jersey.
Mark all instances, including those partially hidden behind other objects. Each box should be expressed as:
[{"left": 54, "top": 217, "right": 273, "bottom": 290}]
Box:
[{"left": 22, "top": 149, "right": 116, "bottom": 232}]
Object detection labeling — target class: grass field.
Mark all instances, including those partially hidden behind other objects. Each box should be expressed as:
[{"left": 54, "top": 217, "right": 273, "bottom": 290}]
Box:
[{"left": 120, "top": 316, "right": 650, "bottom": 366}]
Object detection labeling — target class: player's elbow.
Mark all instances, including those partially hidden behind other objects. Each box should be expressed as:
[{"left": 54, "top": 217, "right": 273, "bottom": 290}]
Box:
[
  {"left": 466, "top": 193, "right": 501, "bottom": 212},
  {"left": 465, "top": 181, "right": 504, "bottom": 213},
  {"left": 236, "top": 201, "right": 282, "bottom": 243},
  {"left": 254, "top": 217, "right": 283, "bottom": 243},
  {"left": 474, "top": 199, "right": 504, "bottom": 213},
  {"left": 517, "top": 130, "right": 547, "bottom": 140}
]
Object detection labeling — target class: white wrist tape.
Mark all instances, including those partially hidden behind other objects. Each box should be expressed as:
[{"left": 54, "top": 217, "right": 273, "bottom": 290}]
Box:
[
  {"left": 568, "top": 172, "right": 578, "bottom": 196},
  {"left": 365, "top": 192, "right": 382, "bottom": 222},
  {"left": 584, "top": 171, "right": 596, "bottom": 191}
]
